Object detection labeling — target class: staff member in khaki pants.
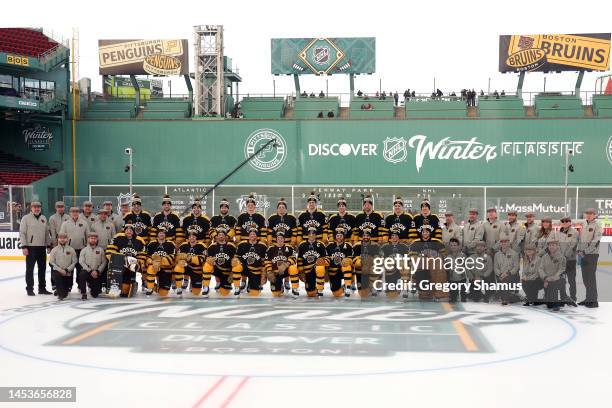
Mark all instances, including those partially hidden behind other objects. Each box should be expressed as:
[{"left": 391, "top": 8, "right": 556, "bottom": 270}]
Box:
[
  {"left": 577, "top": 208, "right": 602, "bottom": 308},
  {"left": 19, "top": 201, "right": 52, "bottom": 296}
]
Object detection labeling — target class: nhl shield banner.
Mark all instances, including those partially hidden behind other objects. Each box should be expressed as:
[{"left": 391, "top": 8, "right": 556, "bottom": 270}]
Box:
[{"left": 499, "top": 34, "right": 611, "bottom": 72}]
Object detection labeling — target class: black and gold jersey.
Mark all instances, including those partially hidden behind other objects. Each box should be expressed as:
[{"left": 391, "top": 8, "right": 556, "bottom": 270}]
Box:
[
  {"left": 297, "top": 240, "right": 327, "bottom": 273},
  {"left": 206, "top": 242, "right": 237, "bottom": 271},
  {"left": 210, "top": 214, "right": 237, "bottom": 239},
  {"left": 181, "top": 214, "right": 211, "bottom": 243},
  {"left": 236, "top": 241, "right": 268, "bottom": 274},
  {"left": 177, "top": 242, "right": 207, "bottom": 270},
  {"left": 235, "top": 212, "right": 268, "bottom": 242},
  {"left": 267, "top": 213, "right": 298, "bottom": 241},
  {"left": 105, "top": 233, "right": 147, "bottom": 265},
  {"left": 384, "top": 212, "right": 416, "bottom": 242},
  {"left": 265, "top": 244, "right": 296, "bottom": 272},
  {"left": 123, "top": 211, "right": 152, "bottom": 242},
  {"left": 353, "top": 211, "right": 387, "bottom": 242},
  {"left": 297, "top": 210, "right": 328, "bottom": 241},
  {"left": 327, "top": 212, "right": 357, "bottom": 240},
  {"left": 413, "top": 213, "right": 443, "bottom": 241},
  {"left": 145, "top": 240, "right": 176, "bottom": 268},
  {"left": 150, "top": 212, "right": 184, "bottom": 242},
  {"left": 325, "top": 241, "right": 353, "bottom": 271}
]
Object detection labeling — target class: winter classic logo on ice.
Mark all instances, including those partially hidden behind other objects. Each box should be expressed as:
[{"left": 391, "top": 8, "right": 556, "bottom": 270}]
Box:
[{"left": 244, "top": 129, "right": 287, "bottom": 172}]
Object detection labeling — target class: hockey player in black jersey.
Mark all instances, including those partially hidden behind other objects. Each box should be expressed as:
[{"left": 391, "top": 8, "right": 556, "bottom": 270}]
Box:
[
  {"left": 325, "top": 227, "right": 354, "bottom": 297},
  {"left": 413, "top": 199, "right": 442, "bottom": 241},
  {"left": 175, "top": 227, "right": 207, "bottom": 296},
  {"left": 267, "top": 198, "right": 298, "bottom": 246},
  {"left": 353, "top": 228, "right": 383, "bottom": 297},
  {"left": 327, "top": 196, "right": 356, "bottom": 242},
  {"left": 144, "top": 227, "right": 177, "bottom": 297},
  {"left": 353, "top": 194, "right": 387, "bottom": 244},
  {"left": 209, "top": 198, "right": 237, "bottom": 242},
  {"left": 150, "top": 195, "right": 184, "bottom": 245},
  {"left": 105, "top": 223, "right": 147, "bottom": 297},
  {"left": 384, "top": 196, "right": 417, "bottom": 243},
  {"left": 265, "top": 231, "right": 299, "bottom": 297},
  {"left": 203, "top": 228, "right": 241, "bottom": 297},
  {"left": 297, "top": 191, "right": 328, "bottom": 244},
  {"left": 236, "top": 228, "right": 268, "bottom": 296},
  {"left": 236, "top": 194, "right": 268, "bottom": 243},
  {"left": 181, "top": 200, "right": 211, "bottom": 245},
  {"left": 380, "top": 228, "right": 411, "bottom": 298},
  {"left": 122, "top": 194, "right": 152, "bottom": 244},
  {"left": 297, "top": 227, "right": 328, "bottom": 297}
]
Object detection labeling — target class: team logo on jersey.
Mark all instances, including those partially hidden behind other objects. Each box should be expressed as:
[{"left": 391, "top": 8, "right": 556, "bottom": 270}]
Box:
[
  {"left": 383, "top": 137, "right": 407, "bottom": 164},
  {"left": 606, "top": 135, "right": 612, "bottom": 166},
  {"left": 245, "top": 129, "right": 287, "bottom": 172}
]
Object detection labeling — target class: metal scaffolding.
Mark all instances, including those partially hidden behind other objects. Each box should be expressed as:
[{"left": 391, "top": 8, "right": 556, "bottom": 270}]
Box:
[{"left": 193, "top": 25, "right": 224, "bottom": 117}]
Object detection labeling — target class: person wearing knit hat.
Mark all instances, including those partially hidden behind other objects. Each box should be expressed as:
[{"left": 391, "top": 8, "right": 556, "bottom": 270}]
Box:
[
  {"left": 150, "top": 194, "right": 184, "bottom": 245},
  {"left": 297, "top": 191, "right": 328, "bottom": 245},
  {"left": 210, "top": 198, "right": 237, "bottom": 242},
  {"left": 413, "top": 199, "right": 442, "bottom": 242},
  {"left": 557, "top": 216, "right": 578, "bottom": 305},
  {"left": 353, "top": 194, "right": 387, "bottom": 244},
  {"left": 203, "top": 226, "right": 239, "bottom": 297},
  {"left": 236, "top": 225, "right": 268, "bottom": 296},
  {"left": 463, "top": 208, "right": 484, "bottom": 256},
  {"left": 267, "top": 197, "right": 297, "bottom": 247},
  {"left": 494, "top": 232, "right": 520, "bottom": 305},
  {"left": 144, "top": 224, "right": 178, "bottom": 297},
  {"left": 325, "top": 225, "right": 355, "bottom": 298},
  {"left": 105, "top": 220, "right": 147, "bottom": 298},
  {"left": 385, "top": 196, "right": 415, "bottom": 244},
  {"left": 236, "top": 193, "right": 267, "bottom": 245},
  {"left": 327, "top": 196, "right": 356, "bottom": 244},
  {"left": 296, "top": 223, "right": 328, "bottom": 298},
  {"left": 410, "top": 219, "right": 447, "bottom": 301},
  {"left": 181, "top": 199, "right": 211, "bottom": 246},
  {"left": 266, "top": 229, "right": 300, "bottom": 298},
  {"left": 175, "top": 225, "right": 208, "bottom": 296},
  {"left": 123, "top": 194, "right": 152, "bottom": 244}
]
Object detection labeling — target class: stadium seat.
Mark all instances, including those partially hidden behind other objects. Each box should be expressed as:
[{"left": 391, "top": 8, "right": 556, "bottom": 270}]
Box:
[
  {"left": 240, "top": 97, "right": 285, "bottom": 119},
  {"left": 534, "top": 94, "right": 583, "bottom": 118},
  {"left": 82, "top": 99, "right": 137, "bottom": 119},
  {"left": 0, "top": 28, "right": 60, "bottom": 57},
  {"left": 349, "top": 97, "right": 394, "bottom": 118},
  {"left": 592, "top": 94, "right": 612, "bottom": 117},
  {"left": 405, "top": 98, "right": 467, "bottom": 118},
  {"left": 0, "top": 152, "right": 56, "bottom": 185},
  {"left": 293, "top": 97, "right": 339, "bottom": 119},
  {"left": 477, "top": 95, "right": 525, "bottom": 118}
]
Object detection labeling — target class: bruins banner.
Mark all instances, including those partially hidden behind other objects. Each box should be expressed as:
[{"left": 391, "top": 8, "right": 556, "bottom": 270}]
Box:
[
  {"left": 499, "top": 34, "right": 611, "bottom": 72},
  {"left": 98, "top": 39, "right": 189, "bottom": 75}
]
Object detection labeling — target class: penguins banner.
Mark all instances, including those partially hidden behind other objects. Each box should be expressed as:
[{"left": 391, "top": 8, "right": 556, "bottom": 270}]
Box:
[
  {"left": 98, "top": 39, "right": 189, "bottom": 76},
  {"left": 499, "top": 34, "right": 611, "bottom": 72}
]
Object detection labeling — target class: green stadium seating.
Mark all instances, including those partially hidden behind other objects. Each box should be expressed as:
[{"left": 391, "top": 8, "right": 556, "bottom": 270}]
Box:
[
  {"left": 240, "top": 97, "right": 285, "bottom": 119},
  {"left": 592, "top": 94, "right": 612, "bottom": 117},
  {"left": 142, "top": 110, "right": 188, "bottom": 119},
  {"left": 477, "top": 96, "right": 525, "bottom": 118},
  {"left": 293, "top": 97, "right": 339, "bottom": 119},
  {"left": 83, "top": 99, "right": 137, "bottom": 119},
  {"left": 405, "top": 99, "right": 467, "bottom": 118},
  {"left": 349, "top": 97, "right": 394, "bottom": 118},
  {"left": 534, "top": 94, "right": 583, "bottom": 118},
  {"left": 145, "top": 99, "right": 190, "bottom": 118}
]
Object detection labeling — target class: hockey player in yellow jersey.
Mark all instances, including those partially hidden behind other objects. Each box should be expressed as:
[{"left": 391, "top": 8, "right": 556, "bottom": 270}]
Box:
[
  {"left": 297, "top": 192, "right": 328, "bottom": 244},
  {"left": 236, "top": 228, "right": 268, "bottom": 296},
  {"left": 203, "top": 228, "right": 241, "bottom": 297},
  {"left": 175, "top": 227, "right": 207, "bottom": 296},
  {"left": 297, "top": 227, "right": 328, "bottom": 297},
  {"left": 265, "top": 231, "right": 300, "bottom": 297},
  {"left": 150, "top": 195, "right": 185, "bottom": 245},
  {"left": 353, "top": 194, "right": 387, "bottom": 244},
  {"left": 145, "top": 227, "right": 176, "bottom": 297}
]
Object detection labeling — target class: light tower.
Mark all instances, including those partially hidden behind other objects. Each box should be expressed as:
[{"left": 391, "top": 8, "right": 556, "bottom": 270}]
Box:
[{"left": 193, "top": 25, "right": 224, "bottom": 117}]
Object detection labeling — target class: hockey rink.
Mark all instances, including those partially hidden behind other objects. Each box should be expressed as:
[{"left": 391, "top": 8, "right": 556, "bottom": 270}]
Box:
[{"left": 1, "top": 260, "right": 611, "bottom": 408}]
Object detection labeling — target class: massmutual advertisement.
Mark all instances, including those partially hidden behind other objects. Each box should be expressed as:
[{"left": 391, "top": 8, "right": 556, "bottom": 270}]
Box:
[
  {"left": 499, "top": 34, "right": 611, "bottom": 72},
  {"left": 98, "top": 39, "right": 189, "bottom": 76}
]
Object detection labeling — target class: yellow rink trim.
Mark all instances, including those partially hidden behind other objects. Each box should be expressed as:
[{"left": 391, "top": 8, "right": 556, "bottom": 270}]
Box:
[
  {"left": 62, "top": 322, "right": 116, "bottom": 345},
  {"left": 442, "top": 302, "right": 479, "bottom": 352},
  {"left": 0, "top": 256, "right": 26, "bottom": 261}
]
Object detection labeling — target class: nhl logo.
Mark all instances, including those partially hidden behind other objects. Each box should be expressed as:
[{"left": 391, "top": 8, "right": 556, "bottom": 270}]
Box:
[
  {"left": 383, "top": 137, "right": 408, "bottom": 164},
  {"left": 606, "top": 135, "right": 612, "bottom": 166},
  {"left": 313, "top": 46, "right": 330, "bottom": 66},
  {"left": 117, "top": 193, "right": 133, "bottom": 208}
]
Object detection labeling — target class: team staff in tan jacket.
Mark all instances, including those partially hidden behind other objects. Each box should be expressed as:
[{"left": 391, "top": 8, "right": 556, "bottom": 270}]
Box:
[
  {"left": 48, "top": 201, "right": 69, "bottom": 293},
  {"left": 59, "top": 207, "right": 88, "bottom": 292},
  {"left": 577, "top": 208, "right": 602, "bottom": 308},
  {"left": 18, "top": 201, "right": 52, "bottom": 296},
  {"left": 49, "top": 232, "right": 77, "bottom": 300},
  {"left": 78, "top": 232, "right": 108, "bottom": 300}
]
